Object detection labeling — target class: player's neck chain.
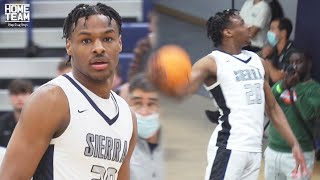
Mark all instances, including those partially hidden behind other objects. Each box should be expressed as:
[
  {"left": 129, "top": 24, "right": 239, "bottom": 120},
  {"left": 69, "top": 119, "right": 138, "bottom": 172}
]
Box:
[{"left": 63, "top": 74, "right": 119, "bottom": 126}]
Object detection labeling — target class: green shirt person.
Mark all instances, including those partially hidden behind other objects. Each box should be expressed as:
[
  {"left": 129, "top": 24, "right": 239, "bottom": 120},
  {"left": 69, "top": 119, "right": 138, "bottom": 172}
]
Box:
[{"left": 265, "top": 49, "right": 320, "bottom": 179}]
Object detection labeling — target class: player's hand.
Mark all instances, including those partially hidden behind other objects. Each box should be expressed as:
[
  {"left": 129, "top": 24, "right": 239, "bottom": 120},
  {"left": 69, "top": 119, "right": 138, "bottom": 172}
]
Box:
[
  {"left": 261, "top": 45, "right": 273, "bottom": 59},
  {"left": 291, "top": 143, "right": 310, "bottom": 178}
]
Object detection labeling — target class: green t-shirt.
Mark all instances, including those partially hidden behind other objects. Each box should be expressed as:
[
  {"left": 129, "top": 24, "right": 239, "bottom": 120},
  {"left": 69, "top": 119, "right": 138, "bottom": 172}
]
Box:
[{"left": 268, "top": 80, "right": 320, "bottom": 152}]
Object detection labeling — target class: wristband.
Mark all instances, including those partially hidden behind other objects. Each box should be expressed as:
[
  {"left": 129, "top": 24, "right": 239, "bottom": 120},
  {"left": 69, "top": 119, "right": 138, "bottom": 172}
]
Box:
[{"left": 276, "top": 83, "right": 283, "bottom": 94}]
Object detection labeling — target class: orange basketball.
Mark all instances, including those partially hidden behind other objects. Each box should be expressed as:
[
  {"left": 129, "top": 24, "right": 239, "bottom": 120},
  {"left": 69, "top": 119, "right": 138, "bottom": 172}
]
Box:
[{"left": 147, "top": 44, "right": 192, "bottom": 96}]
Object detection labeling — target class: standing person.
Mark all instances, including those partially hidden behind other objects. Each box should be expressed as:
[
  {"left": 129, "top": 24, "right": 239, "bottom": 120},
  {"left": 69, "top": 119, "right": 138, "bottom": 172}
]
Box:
[
  {"left": 151, "top": 9, "right": 307, "bottom": 179},
  {"left": 240, "top": 0, "right": 271, "bottom": 52},
  {"left": 265, "top": 49, "right": 320, "bottom": 180},
  {"left": 128, "top": 73, "right": 164, "bottom": 180},
  {"left": 0, "top": 3, "right": 137, "bottom": 180},
  {"left": 118, "top": 11, "right": 158, "bottom": 101},
  {"left": 0, "top": 79, "right": 33, "bottom": 147}
]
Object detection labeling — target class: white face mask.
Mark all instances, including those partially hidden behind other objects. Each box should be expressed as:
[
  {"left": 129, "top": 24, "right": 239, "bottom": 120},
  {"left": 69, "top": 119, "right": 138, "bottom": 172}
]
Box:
[{"left": 136, "top": 113, "right": 160, "bottom": 139}]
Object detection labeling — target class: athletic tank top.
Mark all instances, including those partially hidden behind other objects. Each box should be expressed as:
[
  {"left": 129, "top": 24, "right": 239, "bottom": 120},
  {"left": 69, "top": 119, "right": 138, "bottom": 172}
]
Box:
[
  {"left": 205, "top": 50, "right": 265, "bottom": 152},
  {"left": 33, "top": 72, "right": 133, "bottom": 180}
]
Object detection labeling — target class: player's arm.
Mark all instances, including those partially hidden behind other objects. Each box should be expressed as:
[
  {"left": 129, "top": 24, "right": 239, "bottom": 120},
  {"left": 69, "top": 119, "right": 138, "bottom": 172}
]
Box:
[
  {"left": 0, "top": 85, "right": 69, "bottom": 179},
  {"left": 261, "top": 59, "right": 307, "bottom": 174},
  {"left": 117, "top": 109, "right": 137, "bottom": 180},
  {"left": 179, "top": 55, "right": 217, "bottom": 97},
  {"left": 265, "top": 60, "right": 285, "bottom": 83}
]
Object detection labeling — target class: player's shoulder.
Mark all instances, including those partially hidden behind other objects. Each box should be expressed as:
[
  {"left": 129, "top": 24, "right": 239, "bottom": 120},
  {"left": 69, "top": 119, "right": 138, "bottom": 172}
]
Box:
[
  {"left": 195, "top": 53, "right": 217, "bottom": 69},
  {"left": 26, "top": 83, "right": 68, "bottom": 115},
  {"left": 35, "top": 84, "right": 66, "bottom": 100},
  {"left": 203, "top": 50, "right": 221, "bottom": 62}
]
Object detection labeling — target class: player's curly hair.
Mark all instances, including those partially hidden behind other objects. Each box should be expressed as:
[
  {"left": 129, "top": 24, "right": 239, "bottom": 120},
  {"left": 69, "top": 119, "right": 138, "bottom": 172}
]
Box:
[
  {"left": 206, "top": 9, "right": 239, "bottom": 47},
  {"left": 62, "top": 3, "right": 122, "bottom": 61}
]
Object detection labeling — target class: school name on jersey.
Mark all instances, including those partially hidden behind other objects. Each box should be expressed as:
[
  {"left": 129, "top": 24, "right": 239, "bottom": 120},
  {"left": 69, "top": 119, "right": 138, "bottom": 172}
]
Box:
[
  {"left": 84, "top": 133, "right": 128, "bottom": 163},
  {"left": 233, "top": 68, "right": 263, "bottom": 82}
]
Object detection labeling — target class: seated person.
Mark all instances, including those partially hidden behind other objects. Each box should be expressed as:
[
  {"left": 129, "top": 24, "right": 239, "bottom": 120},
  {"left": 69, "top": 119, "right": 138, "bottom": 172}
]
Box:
[{"left": 0, "top": 79, "right": 33, "bottom": 147}]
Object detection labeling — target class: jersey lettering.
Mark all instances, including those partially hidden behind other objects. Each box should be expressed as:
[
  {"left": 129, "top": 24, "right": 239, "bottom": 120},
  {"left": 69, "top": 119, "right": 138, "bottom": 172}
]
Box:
[{"left": 84, "top": 133, "right": 128, "bottom": 163}]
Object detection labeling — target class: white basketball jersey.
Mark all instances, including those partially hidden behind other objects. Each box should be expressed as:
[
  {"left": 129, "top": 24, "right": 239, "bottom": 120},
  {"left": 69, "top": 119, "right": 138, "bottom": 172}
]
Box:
[
  {"left": 205, "top": 50, "right": 265, "bottom": 152},
  {"left": 33, "top": 72, "right": 133, "bottom": 180}
]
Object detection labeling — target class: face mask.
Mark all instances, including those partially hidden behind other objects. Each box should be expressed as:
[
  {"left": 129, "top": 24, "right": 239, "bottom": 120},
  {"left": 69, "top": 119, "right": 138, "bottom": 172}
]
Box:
[
  {"left": 267, "top": 31, "right": 279, "bottom": 47},
  {"left": 136, "top": 113, "right": 160, "bottom": 139}
]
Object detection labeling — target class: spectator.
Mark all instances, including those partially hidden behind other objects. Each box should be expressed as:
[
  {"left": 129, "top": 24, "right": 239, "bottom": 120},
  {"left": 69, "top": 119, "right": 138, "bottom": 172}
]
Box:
[
  {"left": 128, "top": 73, "right": 164, "bottom": 180},
  {"left": 56, "top": 60, "right": 72, "bottom": 76},
  {"left": 265, "top": 49, "right": 320, "bottom": 179},
  {"left": 112, "top": 65, "right": 123, "bottom": 93},
  {"left": 269, "top": 0, "right": 284, "bottom": 21},
  {"left": 0, "top": 79, "right": 33, "bottom": 147},
  {"left": 262, "top": 17, "right": 294, "bottom": 86},
  {"left": 240, "top": 0, "right": 271, "bottom": 52},
  {"left": 119, "top": 11, "right": 158, "bottom": 101},
  {"left": 128, "top": 10, "right": 157, "bottom": 78}
]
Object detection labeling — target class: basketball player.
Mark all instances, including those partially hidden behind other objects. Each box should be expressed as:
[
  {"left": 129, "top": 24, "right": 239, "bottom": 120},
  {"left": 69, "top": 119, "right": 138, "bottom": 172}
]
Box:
[
  {"left": 172, "top": 9, "right": 307, "bottom": 179},
  {"left": 0, "top": 3, "right": 137, "bottom": 180}
]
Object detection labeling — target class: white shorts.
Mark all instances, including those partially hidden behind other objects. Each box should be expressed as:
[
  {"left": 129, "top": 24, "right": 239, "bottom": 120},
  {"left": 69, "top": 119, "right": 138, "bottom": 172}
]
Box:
[
  {"left": 204, "top": 146, "right": 261, "bottom": 180},
  {"left": 264, "top": 147, "right": 315, "bottom": 180}
]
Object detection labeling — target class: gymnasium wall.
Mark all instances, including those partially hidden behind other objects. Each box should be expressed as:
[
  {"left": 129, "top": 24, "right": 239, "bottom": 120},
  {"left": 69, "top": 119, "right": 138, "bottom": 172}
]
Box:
[{"left": 295, "top": 0, "right": 320, "bottom": 81}]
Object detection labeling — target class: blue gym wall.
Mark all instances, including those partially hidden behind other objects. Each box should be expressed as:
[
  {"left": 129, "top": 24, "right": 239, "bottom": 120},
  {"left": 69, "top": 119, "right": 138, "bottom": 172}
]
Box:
[{"left": 295, "top": 0, "right": 320, "bottom": 81}]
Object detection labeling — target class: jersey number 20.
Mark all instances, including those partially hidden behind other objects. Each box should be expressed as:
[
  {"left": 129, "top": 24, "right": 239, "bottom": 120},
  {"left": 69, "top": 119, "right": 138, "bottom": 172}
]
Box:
[
  {"left": 244, "top": 83, "right": 262, "bottom": 105},
  {"left": 91, "top": 165, "right": 117, "bottom": 180}
]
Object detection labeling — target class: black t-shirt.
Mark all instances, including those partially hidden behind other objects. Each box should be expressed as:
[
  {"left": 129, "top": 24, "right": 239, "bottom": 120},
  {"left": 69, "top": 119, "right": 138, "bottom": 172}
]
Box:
[
  {"left": 267, "top": 41, "right": 294, "bottom": 71},
  {"left": 0, "top": 112, "right": 17, "bottom": 147}
]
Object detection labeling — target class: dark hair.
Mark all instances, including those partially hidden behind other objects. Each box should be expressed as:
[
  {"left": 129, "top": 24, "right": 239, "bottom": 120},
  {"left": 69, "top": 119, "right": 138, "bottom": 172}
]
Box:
[
  {"left": 269, "top": 0, "right": 284, "bottom": 21},
  {"left": 62, "top": 3, "right": 122, "bottom": 61},
  {"left": 129, "top": 73, "right": 156, "bottom": 93},
  {"left": 128, "top": 36, "right": 152, "bottom": 79},
  {"left": 206, "top": 9, "right": 239, "bottom": 47},
  {"left": 276, "top": 17, "right": 292, "bottom": 39},
  {"left": 8, "top": 79, "right": 33, "bottom": 95},
  {"left": 287, "top": 48, "right": 312, "bottom": 63}
]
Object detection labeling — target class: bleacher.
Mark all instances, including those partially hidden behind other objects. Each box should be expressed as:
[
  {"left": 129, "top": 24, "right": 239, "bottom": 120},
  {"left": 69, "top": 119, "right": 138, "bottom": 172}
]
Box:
[{"left": 0, "top": 0, "right": 152, "bottom": 113}]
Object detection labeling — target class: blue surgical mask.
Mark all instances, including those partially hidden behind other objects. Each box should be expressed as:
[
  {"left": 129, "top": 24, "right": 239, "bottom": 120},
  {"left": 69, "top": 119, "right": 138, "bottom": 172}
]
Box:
[
  {"left": 267, "top": 31, "right": 279, "bottom": 47},
  {"left": 136, "top": 113, "right": 160, "bottom": 139}
]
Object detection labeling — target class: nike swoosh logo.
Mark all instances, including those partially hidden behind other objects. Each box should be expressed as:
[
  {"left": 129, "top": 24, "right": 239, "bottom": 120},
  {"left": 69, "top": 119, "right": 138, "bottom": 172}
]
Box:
[{"left": 78, "top": 109, "right": 88, "bottom": 113}]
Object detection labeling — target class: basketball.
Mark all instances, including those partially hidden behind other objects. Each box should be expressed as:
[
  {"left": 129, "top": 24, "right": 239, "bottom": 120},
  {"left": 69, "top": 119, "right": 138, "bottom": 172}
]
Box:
[{"left": 147, "top": 44, "right": 192, "bottom": 96}]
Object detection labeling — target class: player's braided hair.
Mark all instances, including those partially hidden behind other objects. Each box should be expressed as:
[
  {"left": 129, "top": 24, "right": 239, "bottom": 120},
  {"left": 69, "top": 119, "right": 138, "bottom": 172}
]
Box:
[
  {"left": 62, "top": 3, "right": 122, "bottom": 61},
  {"left": 206, "top": 9, "right": 239, "bottom": 47}
]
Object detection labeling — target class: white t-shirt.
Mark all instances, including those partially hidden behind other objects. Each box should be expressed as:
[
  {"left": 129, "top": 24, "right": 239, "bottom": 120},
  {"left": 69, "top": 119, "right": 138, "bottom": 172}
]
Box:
[
  {"left": 0, "top": 147, "right": 6, "bottom": 164},
  {"left": 240, "top": 0, "right": 271, "bottom": 48}
]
